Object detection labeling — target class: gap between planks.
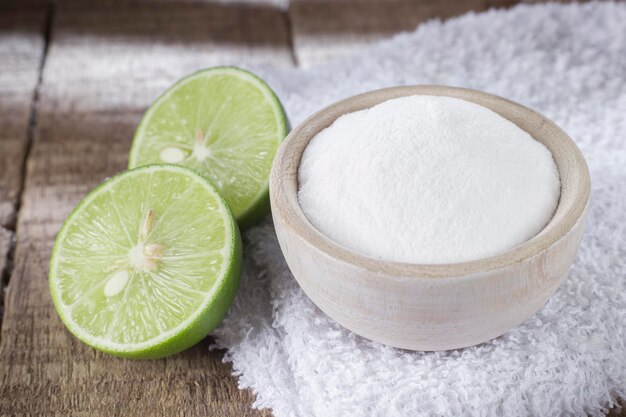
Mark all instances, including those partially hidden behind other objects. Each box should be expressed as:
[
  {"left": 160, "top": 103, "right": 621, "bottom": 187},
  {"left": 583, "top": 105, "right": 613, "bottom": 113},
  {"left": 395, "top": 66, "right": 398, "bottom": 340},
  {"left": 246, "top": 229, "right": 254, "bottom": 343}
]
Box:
[{"left": 0, "top": 0, "right": 55, "bottom": 341}]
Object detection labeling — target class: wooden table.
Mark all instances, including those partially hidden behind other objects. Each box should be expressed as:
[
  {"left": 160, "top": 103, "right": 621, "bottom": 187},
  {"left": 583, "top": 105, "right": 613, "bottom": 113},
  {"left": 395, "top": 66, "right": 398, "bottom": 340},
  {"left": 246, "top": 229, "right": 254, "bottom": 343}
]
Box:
[{"left": 0, "top": 0, "right": 623, "bottom": 415}]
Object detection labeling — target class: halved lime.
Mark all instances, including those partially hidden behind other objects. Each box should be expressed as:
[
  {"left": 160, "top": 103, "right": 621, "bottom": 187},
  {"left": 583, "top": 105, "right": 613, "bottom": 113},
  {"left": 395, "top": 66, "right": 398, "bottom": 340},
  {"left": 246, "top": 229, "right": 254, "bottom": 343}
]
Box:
[
  {"left": 49, "top": 165, "right": 242, "bottom": 359},
  {"left": 128, "top": 66, "right": 289, "bottom": 229}
]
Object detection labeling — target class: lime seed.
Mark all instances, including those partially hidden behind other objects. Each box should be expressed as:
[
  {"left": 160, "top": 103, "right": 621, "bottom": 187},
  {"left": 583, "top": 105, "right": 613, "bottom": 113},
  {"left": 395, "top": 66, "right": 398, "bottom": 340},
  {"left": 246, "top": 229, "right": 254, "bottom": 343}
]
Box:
[{"left": 104, "top": 270, "right": 130, "bottom": 297}]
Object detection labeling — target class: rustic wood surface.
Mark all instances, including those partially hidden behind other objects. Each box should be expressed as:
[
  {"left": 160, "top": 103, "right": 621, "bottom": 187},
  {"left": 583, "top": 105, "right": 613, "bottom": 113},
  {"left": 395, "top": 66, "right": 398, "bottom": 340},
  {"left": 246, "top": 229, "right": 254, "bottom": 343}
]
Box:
[
  {"left": 0, "top": 0, "right": 46, "bottom": 227},
  {"left": 0, "top": 0, "right": 289, "bottom": 415},
  {"left": 0, "top": 0, "right": 623, "bottom": 416}
]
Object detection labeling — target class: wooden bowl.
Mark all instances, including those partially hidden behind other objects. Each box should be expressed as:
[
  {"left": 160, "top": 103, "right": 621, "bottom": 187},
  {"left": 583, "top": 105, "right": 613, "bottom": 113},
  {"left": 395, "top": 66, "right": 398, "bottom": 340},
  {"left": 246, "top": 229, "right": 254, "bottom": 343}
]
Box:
[{"left": 269, "top": 85, "right": 590, "bottom": 351}]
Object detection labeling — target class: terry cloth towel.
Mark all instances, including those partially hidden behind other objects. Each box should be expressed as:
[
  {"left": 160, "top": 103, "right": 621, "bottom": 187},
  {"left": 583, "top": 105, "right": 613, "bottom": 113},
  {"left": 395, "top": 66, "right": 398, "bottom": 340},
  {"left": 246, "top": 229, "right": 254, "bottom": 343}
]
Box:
[{"left": 213, "top": 3, "right": 626, "bottom": 417}]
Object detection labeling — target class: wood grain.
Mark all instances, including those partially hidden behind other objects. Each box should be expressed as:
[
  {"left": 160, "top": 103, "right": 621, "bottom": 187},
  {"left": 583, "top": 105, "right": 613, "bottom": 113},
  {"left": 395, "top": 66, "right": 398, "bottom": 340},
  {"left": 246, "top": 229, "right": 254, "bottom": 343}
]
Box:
[
  {"left": 44, "top": 0, "right": 294, "bottom": 114},
  {"left": 0, "top": 0, "right": 47, "bottom": 227},
  {"left": 0, "top": 0, "right": 290, "bottom": 415}
]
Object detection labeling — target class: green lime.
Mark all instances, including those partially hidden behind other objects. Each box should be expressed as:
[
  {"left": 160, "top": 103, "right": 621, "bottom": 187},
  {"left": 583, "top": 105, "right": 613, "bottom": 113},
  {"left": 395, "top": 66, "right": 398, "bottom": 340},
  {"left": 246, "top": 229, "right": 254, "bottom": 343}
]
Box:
[
  {"left": 49, "top": 164, "right": 242, "bottom": 359},
  {"left": 128, "top": 66, "right": 289, "bottom": 229}
]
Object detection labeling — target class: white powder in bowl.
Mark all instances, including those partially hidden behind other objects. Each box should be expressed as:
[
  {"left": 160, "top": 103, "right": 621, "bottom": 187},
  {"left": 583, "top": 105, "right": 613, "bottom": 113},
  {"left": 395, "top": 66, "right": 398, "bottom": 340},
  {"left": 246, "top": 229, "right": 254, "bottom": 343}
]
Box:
[{"left": 297, "top": 95, "right": 561, "bottom": 264}]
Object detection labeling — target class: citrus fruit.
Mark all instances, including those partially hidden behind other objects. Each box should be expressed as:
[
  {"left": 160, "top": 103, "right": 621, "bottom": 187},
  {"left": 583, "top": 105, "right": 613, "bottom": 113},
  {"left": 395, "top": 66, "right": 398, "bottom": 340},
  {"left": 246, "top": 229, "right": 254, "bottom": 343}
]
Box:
[
  {"left": 128, "top": 66, "right": 289, "bottom": 229},
  {"left": 49, "top": 164, "right": 242, "bottom": 359}
]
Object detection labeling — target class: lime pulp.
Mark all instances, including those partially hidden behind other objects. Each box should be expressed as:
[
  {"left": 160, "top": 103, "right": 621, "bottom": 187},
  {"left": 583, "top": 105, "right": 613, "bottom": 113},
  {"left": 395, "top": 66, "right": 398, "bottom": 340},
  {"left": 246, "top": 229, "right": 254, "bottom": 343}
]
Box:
[
  {"left": 128, "top": 66, "right": 289, "bottom": 229},
  {"left": 49, "top": 164, "right": 242, "bottom": 359}
]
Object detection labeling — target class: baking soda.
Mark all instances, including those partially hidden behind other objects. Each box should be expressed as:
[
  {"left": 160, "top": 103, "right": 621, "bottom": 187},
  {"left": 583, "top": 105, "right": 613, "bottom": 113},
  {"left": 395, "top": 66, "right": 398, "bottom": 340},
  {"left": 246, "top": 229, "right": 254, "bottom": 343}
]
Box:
[{"left": 297, "top": 95, "right": 560, "bottom": 264}]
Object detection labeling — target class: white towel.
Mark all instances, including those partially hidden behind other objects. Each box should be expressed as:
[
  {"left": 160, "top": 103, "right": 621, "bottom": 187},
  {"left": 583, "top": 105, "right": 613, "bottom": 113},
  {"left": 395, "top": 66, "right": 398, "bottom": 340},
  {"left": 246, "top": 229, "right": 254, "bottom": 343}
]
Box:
[{"left": 213, "top": 3, "right": 626, "bottom": 416}]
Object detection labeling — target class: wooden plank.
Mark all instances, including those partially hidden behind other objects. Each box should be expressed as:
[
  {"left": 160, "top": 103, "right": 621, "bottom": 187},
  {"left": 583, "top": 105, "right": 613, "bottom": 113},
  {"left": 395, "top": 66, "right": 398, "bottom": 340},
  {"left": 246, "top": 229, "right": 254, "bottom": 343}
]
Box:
[
  {"left": 0, "top": 0, "right": 290, "bottom": 415},
  {"left": 288, "top": 0, "right": 487, "bottom": 67},
  {"left": 0, "top": 0, "right": 47, "bottom": 227},
  {"left": 43, "top": 0, "right": 294, "bottom": 114}
]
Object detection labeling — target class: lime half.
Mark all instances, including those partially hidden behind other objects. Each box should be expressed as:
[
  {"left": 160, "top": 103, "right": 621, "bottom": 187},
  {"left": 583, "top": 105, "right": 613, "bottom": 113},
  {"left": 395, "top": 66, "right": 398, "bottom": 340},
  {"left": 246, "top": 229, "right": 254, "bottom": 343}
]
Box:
[
  {"left": 128, "top": 67, "right": 288, "bottom": 229},
  {"left": 49, "top": 165, "right": 242, "bottom": 359}
]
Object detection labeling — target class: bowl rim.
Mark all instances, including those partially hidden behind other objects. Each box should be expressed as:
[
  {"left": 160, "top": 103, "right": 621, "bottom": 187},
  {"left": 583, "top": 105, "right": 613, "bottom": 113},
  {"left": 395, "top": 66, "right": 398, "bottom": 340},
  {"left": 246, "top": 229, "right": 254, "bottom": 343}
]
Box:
[{"left": 269, "top": 85, "right": 591, "bottom": 279}]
